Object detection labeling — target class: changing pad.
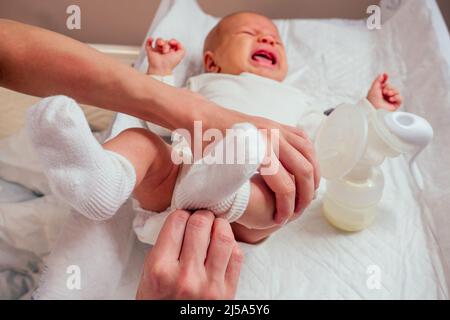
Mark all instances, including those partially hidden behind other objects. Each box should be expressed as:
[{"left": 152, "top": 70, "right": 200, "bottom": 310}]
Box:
[{"left": 1, "top": 0, "right": 449, "bottom": 299}]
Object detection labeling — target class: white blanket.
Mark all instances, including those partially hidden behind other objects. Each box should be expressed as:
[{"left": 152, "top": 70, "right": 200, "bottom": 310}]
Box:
[{"left": 0, "top": 0, "right": 449, "bottom": 299}]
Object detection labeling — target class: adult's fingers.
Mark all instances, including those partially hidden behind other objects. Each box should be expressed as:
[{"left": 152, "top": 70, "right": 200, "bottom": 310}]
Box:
[
  {"left": 259, "top": 131, "right": 296, "bottom": 224},
  {"left": 224, "top": 245, "right": 244, "bottom": 297},
  {"left": 261, "top": 151, "right": 296, "bottom": 224},
  {"left": 151, "top": 210, "right": 190, "bottom": 262},
  {"left": 205, "top": 218, "right": 236, "bottom": 281},
  {"left": 179, "top": 210, "right": 215, "bottom": 268},
  {"left": 281, "top": 124, "right": 308, "bottom": 138},
  {"left": 280, "top": 124, "right": 320, "bottom": 188},
  {"left": 252, "top": 119, "right": 319, "bottom": 224},
  {"left": 278, "top": 139, "right": 315, "bottom": 214},
  {"left": 285, "top": 131, "right": 321, "bottom": 190}
]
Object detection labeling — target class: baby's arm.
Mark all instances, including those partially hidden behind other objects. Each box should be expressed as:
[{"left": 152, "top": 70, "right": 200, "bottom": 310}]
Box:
[
  {"left": 146, "top": 37, "right": 185, "bottom": 76},
  {"left": 367, "top": 73, "right": 403, "bottom": 111}
]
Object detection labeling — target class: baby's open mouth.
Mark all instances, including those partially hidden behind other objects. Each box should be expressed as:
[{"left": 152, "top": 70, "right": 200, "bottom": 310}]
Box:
[{"left": 251, "top": 49, "right": 277, "bottom": 66}]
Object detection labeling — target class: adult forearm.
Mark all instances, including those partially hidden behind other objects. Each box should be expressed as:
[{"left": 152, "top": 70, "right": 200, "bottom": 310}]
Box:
[{"left": 0, "top": 19, "right": 196, "bottom": 130}]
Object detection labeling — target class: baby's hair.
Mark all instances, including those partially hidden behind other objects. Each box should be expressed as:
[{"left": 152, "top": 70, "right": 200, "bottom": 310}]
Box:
[{"left": 203, "top": 11, "right": 273, "bottom": 53}]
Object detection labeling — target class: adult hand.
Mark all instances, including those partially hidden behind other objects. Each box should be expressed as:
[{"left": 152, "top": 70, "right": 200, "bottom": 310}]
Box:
[
  {"left": 255, "top": 115, "right": 321, "bottom": 224},
  {"left": 170, "top": 91, "right": 321, "bottom": 226},
  {"left": 136, "top": 210, "right": 244, "bottom": 300}
]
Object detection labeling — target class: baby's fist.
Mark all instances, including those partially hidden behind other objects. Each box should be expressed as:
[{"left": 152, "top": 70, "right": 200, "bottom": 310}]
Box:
[
  {"left": 367, "top": 73, "right": 403, "bottom": 111},
  {"left": 146, "top": 37, "right": 185, "bottom": 76}
]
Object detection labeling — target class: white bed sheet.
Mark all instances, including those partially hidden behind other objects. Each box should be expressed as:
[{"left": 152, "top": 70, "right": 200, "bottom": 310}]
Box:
[{"left": 0, "top": 0, "right": 449, "bottom": 299}]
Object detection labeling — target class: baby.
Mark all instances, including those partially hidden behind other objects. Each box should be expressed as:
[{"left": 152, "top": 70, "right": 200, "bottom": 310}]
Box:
[{"left": 27, "top": 12, "right": 403, "bottom": 244}]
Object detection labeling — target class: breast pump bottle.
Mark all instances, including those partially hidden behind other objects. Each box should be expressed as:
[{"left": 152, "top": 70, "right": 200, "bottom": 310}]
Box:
[{"left": 315, "top": 100, "right": 433, "bottom": 231}]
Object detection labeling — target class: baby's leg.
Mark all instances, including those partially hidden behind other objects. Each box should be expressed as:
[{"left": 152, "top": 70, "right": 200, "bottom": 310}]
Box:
[
  {"left": 103, "top": 128, "right": 178, "bottom": 212},
  {"left": 171, "top": 123, "right": 266, "bottom": 221},
  {"left": 232, "top": 175, "right": 289, "bottom": 244}
]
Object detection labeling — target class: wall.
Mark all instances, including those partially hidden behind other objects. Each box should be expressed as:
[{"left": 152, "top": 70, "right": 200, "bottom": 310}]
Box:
[{"left": 0, "top": 0, "right": 449, "bottom": 45}]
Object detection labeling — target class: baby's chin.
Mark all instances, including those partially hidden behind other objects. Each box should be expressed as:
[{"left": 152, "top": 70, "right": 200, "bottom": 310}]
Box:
[
  {"left": 246, "top": 68, "right": 286, "bottom": 82},
  {"left": 217, "top": 65, "right": 286, "bottom": 82}
]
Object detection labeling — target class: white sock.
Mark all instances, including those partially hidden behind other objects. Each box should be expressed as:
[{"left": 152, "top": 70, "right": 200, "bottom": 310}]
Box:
[
  {"left": 26, "top": 95, "right": 136, "bottom": 221},
  {"left": 171, "top": 123, "right": 266, "bottom": 222}
]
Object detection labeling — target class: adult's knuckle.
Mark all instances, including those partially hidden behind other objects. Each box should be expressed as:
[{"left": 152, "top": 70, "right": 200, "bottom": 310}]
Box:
[
  {"left": 204, "top": 291, "right": 221, "bottom": 300},
  {"left": 218, "top": 232, "right": 235, "bottom": 246},
  {"left": 148, "top": 264, "right": 171, "bottom": 283},
  {"left": 169, "top": 209, "right": 190, "bottom": 225},
  {"left": 188, "top": 213, "right": 213, "bottom": 230},
  {"left": 302, "top": 162, "right": 314, "bottom": 178},
  {"left": 176, "top": 274, "right": 200, "bottom": 298},
  {"left": 280, "top": 177, "right": 296, "bottom": 195},
  {"left": 203, "top": 286, "right": 223, "bottom": 300},
  {"left": 213, "top": 222, "right": 235, "bottom": 246},
  {"left": 146, "top": 266, "right": 173, "bottom": 296},
  {"left": 232, "top": 246, "right": 245, "bottom": 263},
  {"left": 176, "top": 283, "right": 196, "bottom": 298},
  {"left": 288, "top": 125, "right": 306, "bottom": 138},
  {"left": 304, "top": 140, "right": 314, "bottom": 154}
]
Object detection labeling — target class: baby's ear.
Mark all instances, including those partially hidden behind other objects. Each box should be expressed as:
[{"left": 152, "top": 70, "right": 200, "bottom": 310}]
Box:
[{"left": 204, "top": 51, "right": 220, "bottom": 73}]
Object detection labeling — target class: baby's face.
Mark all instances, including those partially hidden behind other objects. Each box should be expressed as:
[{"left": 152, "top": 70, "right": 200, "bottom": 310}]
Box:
[{"left": 204, "top": 13, "right": 288, "bottom": 81}]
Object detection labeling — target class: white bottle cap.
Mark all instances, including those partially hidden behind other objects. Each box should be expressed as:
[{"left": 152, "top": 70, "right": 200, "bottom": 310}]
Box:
[{"left": 383, "top": 112, "right": 434, "bottom": 190}]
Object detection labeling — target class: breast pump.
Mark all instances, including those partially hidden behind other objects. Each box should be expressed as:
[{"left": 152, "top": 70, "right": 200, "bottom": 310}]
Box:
[{"left": 315, "top": 99, "right": 433, "bottom": 231}]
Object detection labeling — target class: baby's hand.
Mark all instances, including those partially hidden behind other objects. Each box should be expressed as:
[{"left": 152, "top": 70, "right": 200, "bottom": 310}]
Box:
[
  {"left": 367, "top": 73, "right": 403, "bottom": 111},
  {"left": 146, "top": 37, "right": 185, "bottom": 76}
]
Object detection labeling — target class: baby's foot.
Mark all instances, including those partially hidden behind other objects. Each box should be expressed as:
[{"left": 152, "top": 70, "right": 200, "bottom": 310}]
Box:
[
  {"left": 171, "top": 123, "right": 266, "bottom": 222},
  {"left": 26, "top": 95, "right": 136, "bottom": 220}
]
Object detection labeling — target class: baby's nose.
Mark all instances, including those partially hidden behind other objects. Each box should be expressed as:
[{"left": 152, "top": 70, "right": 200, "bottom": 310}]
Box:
[{"left": 259, "top": 35, "right": 275, "bottom": 46}]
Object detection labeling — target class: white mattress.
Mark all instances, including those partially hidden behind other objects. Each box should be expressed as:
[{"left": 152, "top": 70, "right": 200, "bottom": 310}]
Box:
[{"left": 0, "top": 0, "right": 449, "bottom": 299}]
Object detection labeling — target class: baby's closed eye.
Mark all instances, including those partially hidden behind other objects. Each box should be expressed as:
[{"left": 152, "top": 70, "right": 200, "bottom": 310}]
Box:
[{"left": 239, "top": 30, "right": 256, "bottom": 36}]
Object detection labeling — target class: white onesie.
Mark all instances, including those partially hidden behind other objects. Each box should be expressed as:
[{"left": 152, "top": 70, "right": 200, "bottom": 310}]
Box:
[{"left": 147, "top": 72, "right": 324, "bottom": 139}]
